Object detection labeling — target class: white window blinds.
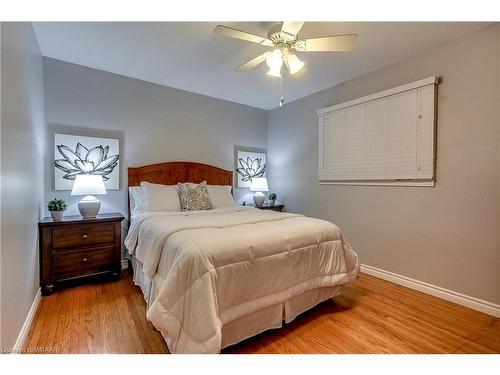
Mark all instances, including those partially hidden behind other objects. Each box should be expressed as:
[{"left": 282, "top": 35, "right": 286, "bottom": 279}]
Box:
[{"left": 318, "top": 77, "right": 437, "bottom": 186}]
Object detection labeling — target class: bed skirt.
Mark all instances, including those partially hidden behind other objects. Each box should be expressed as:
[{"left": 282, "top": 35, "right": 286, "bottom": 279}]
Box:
[{"left": 131, "top": 256, "right": 343, "bottom": 351}]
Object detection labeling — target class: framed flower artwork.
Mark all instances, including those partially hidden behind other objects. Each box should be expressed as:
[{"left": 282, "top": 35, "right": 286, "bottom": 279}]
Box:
[
  {"left": 234, "top": 145, "right": 266, "bottom": 189},
  {"left": 54, "top": 134, "right": 120, "bottom": 190}
]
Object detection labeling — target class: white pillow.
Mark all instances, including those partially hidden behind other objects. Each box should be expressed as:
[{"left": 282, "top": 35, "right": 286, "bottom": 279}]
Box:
[
  {"left": 129, "top": 186, "right": 145, "bottom": 215},
  {"left": 207, "top": 185, "right": 236, "bottom": 208},
  {"left": 140, "top": 181, "right": 181, "bottom": 212}
]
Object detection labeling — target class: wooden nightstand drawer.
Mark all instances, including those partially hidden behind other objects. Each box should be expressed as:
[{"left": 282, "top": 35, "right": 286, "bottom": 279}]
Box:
[
  {"left": 39, "top": 213, "right": 124, "bottom": 295},
  {"left": 52, "top": 223, "right": 114, "bottom": 250},
  {"left": 53, "top": 247, "right": 114, "bottom": 279}
]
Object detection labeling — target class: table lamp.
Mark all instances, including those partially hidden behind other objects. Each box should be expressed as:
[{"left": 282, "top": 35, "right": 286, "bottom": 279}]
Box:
[
  {"left": 250, "top": 177, "right": 269, "bottom": 207},
  {"left": 71, "top": 174, "right": 107, "bottom": 219}
]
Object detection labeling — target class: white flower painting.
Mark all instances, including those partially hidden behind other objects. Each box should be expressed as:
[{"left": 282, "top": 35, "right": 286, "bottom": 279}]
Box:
[
  {"left": 54, "top": 134, "right": 120, "bottom": 190},
  {"left": 235, "top": 147, "right": 266, "bottom": 188}
]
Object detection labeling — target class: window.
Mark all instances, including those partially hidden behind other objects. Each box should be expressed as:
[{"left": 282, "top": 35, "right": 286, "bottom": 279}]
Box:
[{"left": 318, "top": 77, "right": 437, "bottom": 186}]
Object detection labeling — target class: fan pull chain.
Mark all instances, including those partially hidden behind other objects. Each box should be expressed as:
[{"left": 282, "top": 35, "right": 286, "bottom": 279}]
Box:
[{"left": 279, "top": 74, "right": 284, "bottom": 108}]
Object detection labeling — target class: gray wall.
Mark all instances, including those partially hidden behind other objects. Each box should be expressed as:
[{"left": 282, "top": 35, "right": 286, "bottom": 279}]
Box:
[
  {"left": 268, "top": 25, "right": 499, "bottom": 304},
  {"left": 0, "top": 23, "right": 45, "bottom": 349},
  {"left": 43, "top": 58, "right": 268, "bottom": 223}
]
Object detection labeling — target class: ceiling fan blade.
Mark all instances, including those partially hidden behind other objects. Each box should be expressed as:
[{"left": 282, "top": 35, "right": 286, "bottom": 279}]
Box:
[
  {"left": 234, "top": 52, "right": 271, "bottom": 72},
  {"left": 214, "top": 25, "right": 273, "bottom": 47},
  {"left": 281, "top": 22, "right": 305, "bottom": 36},
  {"left": 304, "top": 34, "right": 357, "bottom": 52}
]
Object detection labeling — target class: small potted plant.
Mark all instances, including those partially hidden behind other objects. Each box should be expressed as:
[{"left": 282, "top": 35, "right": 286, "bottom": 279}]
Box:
[
  {"left": 47, "top": 198, "right": 67, "bottom": 221},
  {"left": 267, "top": 192, "right": 277, "bottom": 206}
]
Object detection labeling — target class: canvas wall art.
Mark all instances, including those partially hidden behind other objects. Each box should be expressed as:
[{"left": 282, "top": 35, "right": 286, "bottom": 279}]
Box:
[
  {"left": 234, "top": 146, "right": 266, "bottom": 188},
  {"left": 54, "top": 134, "right": 120, "bottom": 190}
]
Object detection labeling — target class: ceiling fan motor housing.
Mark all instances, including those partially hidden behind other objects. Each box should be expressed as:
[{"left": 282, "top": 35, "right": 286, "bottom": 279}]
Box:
[{"left": 268, "top": 24, "right": 298, "bottom": 48}]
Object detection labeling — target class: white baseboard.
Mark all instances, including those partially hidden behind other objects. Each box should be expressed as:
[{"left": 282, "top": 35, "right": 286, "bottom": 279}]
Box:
[
  {"left": 361, "top": 264, "right": 500, "bottom": 318},
  {"left": 12, "top": 288, "right": 41, "bottom": 353},
  {"left": 121, "top": 259, "right": 129, "bottom": 269}
]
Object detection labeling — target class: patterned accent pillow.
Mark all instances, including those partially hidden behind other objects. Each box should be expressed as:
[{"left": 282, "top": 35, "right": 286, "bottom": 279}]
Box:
[{"left": 177, "top": 181, "right": 214, "bottom": 210}]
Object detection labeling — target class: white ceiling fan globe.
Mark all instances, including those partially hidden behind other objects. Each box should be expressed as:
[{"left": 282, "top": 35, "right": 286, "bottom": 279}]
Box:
[{"left": 266, "top": 49, "right": 283, "bottom": 77}]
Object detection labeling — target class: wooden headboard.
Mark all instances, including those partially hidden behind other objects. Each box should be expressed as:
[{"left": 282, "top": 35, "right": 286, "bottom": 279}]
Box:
[
  {"left": 127, "top": 161, "right": 233, "bottom": 220},
  {"left": 128, "top": 161, "right": 233, "bottom": 187}
]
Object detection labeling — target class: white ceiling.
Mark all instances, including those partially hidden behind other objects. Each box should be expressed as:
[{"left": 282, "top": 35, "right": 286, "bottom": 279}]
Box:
[{"left": 33, "top": 22, "right": 491, "bottom": 110}]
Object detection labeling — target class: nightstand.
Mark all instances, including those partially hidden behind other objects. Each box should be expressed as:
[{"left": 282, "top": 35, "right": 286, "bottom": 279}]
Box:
[
  {"left": 255, "top": 204, "right": 284, "bottom": 212},
  {"left": 38, "top": 213, "right": 124, "bottom": 295}
]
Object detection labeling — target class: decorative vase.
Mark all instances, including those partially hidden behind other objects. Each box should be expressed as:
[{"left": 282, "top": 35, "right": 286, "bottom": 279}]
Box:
[
  {"left": 50, "top": 211, "right": 64, "bottom": 221},
  {"left": 269, "top": 199, "right": 276, "bottom": 206}
]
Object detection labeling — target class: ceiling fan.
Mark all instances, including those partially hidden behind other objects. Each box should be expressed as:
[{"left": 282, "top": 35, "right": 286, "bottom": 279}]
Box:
[{"left": 214, "top": 22, "right": 357, "bottom": 78}]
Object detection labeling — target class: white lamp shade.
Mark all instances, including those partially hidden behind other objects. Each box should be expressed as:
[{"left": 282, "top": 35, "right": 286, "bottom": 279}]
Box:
[
  {"left": 250, "top": 177, "right": 269, "bottom": 192},
  {"left": 285, "top": 53, "right": 305, "bottom": 75},
  {"left": 266, "top": 49, "right": 283, "bottom": 78},
  {"left": 71, "top": 174, "right": 107, "bottom": 196},
  {"left": 266, "top": 49, "right": 282, "bottom": 70}
]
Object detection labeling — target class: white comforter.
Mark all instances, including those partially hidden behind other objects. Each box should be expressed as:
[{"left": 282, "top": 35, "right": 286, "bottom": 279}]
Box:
[{"left": 125, "top": 206, "right": 359, "bottom": 353}]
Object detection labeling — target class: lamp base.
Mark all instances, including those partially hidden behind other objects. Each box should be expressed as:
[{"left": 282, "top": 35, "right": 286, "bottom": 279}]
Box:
[
  {"left": 253, "top": 192, "right": 266, "bottom": 207},
  {"left": 78, "top": 195, "right": 101, "bottom": 219}
]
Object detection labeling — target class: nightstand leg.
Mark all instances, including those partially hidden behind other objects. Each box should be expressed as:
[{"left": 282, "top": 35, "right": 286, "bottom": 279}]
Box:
[
  {"left": 41, "top": 284, "right": 55, "bottom": 296},
  {"left": 111, "top": 268, "right": 122, "bottom": 280}
]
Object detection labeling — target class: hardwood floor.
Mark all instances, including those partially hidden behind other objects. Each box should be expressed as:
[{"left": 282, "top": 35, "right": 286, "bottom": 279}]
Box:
[
  {"left": 24, "top": 271, "right": 168, "bottom": 354},
  {"left": 23, "top": 271, "right": 499, "bottom": 354}
]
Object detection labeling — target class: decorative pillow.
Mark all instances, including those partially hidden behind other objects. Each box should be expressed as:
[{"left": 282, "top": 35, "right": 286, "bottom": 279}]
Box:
[
  {"left": 178, "top": 181, "right": 214, "bottom": 210},
  {"left": 207, "top": 185, "right": 235, "bottom": 207},
  {"left": 140, "top": 181, "right": 181, "bottom": 212}
]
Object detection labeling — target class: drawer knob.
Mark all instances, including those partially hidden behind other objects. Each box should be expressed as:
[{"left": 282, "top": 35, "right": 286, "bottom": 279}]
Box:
[
  {"left": 81, "top": 234, "right": 88, "bottom": 240},
  {"left": 82, "top": 257, "right": 88, "bottom": 262}
]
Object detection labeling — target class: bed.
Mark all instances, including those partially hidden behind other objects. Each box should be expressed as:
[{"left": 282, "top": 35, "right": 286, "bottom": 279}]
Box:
[{"left": 125, "top": 161, "right": 360, "bottom": 353}]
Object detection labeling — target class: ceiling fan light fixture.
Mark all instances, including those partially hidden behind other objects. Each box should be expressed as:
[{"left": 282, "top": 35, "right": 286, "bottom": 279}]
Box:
[
  {"left": 266, "top": 49, "right": 283, "bottom": 78},
  {"left": 266, "top": 49, "right": 282, "bottom": 69},
  {"left": 285, "top": 53, "right": 304, "bottom": 75},
  {"left": 266, "top": 68, "right": 281, "bottom": 78}
]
